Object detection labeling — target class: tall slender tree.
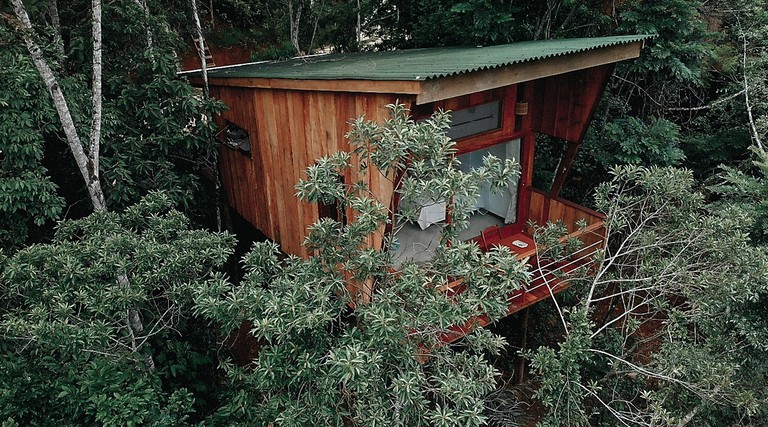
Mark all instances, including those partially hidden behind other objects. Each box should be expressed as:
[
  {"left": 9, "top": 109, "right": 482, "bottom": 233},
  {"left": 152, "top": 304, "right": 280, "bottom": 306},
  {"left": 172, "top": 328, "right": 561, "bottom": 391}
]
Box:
[{"left": 8, "top": 0, "right": 106, "bottom": 212}]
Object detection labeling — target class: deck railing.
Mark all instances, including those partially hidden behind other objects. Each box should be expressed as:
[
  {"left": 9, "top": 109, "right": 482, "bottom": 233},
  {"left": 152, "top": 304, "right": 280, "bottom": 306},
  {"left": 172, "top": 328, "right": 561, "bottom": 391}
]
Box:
[
  {"left": 439, "top": 189, "right": 608, "bottom": 342},
  {"left": 527, "top": 187, "right": 606, "bottom": 250}
]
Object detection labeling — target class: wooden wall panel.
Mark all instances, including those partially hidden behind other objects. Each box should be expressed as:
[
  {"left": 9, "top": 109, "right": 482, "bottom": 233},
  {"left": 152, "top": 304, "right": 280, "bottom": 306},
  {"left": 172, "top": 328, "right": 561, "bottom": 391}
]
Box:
[
  {"left": 253, "top": 89, "right": 277, "bottom": 238},
  {"left": 210, "top": 86, "right": 270, "bottom": 234},
  {"left": 529, "top": 64, "right": 615, "bottom": 143},
  {"left": 213, "top": 85, "right": 408, "bottom": 258}
]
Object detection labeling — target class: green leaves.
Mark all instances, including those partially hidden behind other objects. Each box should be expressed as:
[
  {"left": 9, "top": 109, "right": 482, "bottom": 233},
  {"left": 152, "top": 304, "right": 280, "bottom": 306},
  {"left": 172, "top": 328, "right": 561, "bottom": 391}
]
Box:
[
  {"left": 589, "top": 116, "right": 685, "bottom": 168},
  {"left": 0, "top": 51, "right": 65, "bottom": 249},
  {"left": 0, "top": 193, "right": 235, "bottom": 425},
  {"left": 530, "top": 164, "right": 768, "bottom": 425},
  {"left": 193, "top": 104, "right": 530, "bottom": 425}
]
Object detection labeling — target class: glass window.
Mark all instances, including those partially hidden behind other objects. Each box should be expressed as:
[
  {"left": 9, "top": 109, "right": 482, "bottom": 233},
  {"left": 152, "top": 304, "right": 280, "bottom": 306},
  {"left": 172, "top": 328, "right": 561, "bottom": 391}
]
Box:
[
  {"left": 221, "top": 122, "right": 251, "bottom": 156},
  {"left": 446, "top": 101, "right": 502, "bottom": 140},
  {"left": 389, "top": 138, "right": 521, "bottom": 265},
  {"left": 456, "top": 138, "right": 521, "bottom": 240}
]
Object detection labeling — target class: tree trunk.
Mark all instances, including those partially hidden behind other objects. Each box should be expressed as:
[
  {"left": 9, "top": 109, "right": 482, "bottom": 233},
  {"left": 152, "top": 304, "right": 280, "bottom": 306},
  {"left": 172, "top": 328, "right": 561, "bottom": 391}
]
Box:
[
  {"left": 191, "top": 0, "right": 209, "bottom": 97},
  {"left": 356, "top": 0, "right": 362, "bottom": 50},
  {"left": 209, "top": 0, "right": 214, "bottom": 29},
  {"left": 89, "top": 0, "right": 104, "bottom": 204},
  {"left": 517, "top": 308, "right": 529, "bottom": 383},
  {"left": 134, "top": 0, "right": 154, "bottom": 59},
  {"left": 288, "top": 0, "right": 302, "bottom": 54},
  {"left": 47, "top": 0, "right": 65, "bottom": 61},
  {"left": 9, "top": 0, "right": 107, "bottom": 212},
  {"left": 191, "top": 0, "right": 223, "bottom": 232}
]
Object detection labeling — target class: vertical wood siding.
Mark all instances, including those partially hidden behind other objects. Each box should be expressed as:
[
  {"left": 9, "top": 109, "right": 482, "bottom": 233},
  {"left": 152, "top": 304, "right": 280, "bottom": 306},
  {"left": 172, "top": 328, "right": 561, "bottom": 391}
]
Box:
[
  {"left": 213, "top": 86, "right": 408, "bottom": 257},
  {"left": 528, "top": 64, "right": 615, "bottom": 142},
  {"left": 527, "top": 188, "right": 606, "bottom": 249}
]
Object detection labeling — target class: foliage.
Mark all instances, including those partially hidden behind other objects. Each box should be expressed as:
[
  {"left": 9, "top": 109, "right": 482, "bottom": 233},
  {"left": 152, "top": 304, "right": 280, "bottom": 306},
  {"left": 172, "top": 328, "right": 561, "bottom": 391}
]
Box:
[
  {"left": 711, "top": 148, "right": 768, "bottom": 244},
  {"left": 193, "top": 104, "right": 526, "bottom": 426},
  {"left": 0, "top": 192, "right": 235, "bottom": 425},
  {"left": 2, "top": 0, "right": 224, "bottom": 229},
  {"left": 97, "top": 1, "right": 226, "bottom": 212},
  {"left": 530, "top": 165, "right": 768, "bottom": 426},
  {"left": 3, "top": 1, "right": 768, "bottom": 425},
  {"left": 585, "top": 116, "right": 685, "bottom": 168},
  {"left": 101, "top": 53, "right": 224, "bottom": 212},
  {"left": 372, "top": 0, "right": 519, "bottom": 49},
  {"left": 619, "top": 0, "right": 711, "bottom": 84},
  {"left": 0, "top": 48, "right": 64, "bottom": 250},
  {"left": 721, "top": 0, "right": 768, "bottom": 150}
]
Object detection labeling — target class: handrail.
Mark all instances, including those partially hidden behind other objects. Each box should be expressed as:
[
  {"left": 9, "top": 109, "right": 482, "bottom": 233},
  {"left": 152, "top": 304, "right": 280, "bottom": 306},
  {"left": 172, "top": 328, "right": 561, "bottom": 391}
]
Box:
[{"left": 529, "top": 187, "right": 605, "bottom": 221}]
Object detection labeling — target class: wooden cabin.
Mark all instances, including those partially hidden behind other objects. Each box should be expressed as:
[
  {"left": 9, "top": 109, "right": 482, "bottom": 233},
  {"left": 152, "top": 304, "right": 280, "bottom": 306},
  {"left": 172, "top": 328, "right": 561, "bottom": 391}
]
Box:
[{"left": 184, "top": 35, "right": 649, "bottom": 324}]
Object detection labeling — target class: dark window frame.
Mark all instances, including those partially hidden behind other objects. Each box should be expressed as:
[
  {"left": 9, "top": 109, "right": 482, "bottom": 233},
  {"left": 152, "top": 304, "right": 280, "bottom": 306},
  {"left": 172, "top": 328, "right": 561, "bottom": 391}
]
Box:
[{"left": 217, "top": 121, "right": 252, "bottom": 157}]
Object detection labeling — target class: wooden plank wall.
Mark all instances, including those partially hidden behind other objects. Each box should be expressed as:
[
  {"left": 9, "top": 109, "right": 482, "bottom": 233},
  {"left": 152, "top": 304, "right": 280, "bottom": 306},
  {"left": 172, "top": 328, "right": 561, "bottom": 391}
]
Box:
[
  {"left": 213, "top": 85, "right": 407, "bottom": 257},
  {"left": 528, "top": 188, "right": 606, "bottom": 248},
  {"left": 528, "top": 189, "right": 604, "bottom": 230},
  {"left": 210, "top": 86, "right": 270, "bottom": 234},
  {"left": 528, "top": 64, "right": 614, "bottom": 142}
]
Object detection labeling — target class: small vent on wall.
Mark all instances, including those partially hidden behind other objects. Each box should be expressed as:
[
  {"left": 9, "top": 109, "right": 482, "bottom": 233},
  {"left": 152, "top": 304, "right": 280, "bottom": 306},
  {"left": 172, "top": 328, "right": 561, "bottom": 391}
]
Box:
[{"left": 218, "top": 122, "right": 252, "bottom": 156}]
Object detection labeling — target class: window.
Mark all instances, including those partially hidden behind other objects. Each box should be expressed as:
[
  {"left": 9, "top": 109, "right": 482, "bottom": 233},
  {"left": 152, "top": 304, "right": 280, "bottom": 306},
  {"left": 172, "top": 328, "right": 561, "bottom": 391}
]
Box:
[
  {"left": 390, "top": 197, "right": 445, "bottom": 267},
  {"left": 219, "top": 122, "right": 251, "bottom": 156},
  {"left": 456, "top": 138, "right": 521, "bottom": 240},
  {"left": 446, "top": 101, "right": 502, "bottom": 140},
  {"left": 389, "top": 138, "right": 521, "bottom": 266}
]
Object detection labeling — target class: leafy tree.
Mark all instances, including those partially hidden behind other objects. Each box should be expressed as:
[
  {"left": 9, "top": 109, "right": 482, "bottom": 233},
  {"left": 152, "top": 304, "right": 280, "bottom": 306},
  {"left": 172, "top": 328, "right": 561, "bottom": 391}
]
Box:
[
  {"left": 373, "top": 0, "right": 521, "bottom": 49},
  {"left": 0, "top": 192, "right": 235, "bottom": 425},
  {"left": 0, "top": 48, "right": 64, "bottom": 249},
  {"left": 617, "top": 0, "right": 713, "bottom": 117},
  {"left": 2, "top": 0, "right": 224, "bottom": 236},
  {"left": 193, "top": 104, "right": 526, "bottom": 426},
  {"left": 584, "top": 116, "right": 685, "bottom": 169},
  {"left": 530, "top": 165, "right": 768, "bottom": 426},
  {"left": 8, "top": 0, "right": 109, "bottom": 211}
]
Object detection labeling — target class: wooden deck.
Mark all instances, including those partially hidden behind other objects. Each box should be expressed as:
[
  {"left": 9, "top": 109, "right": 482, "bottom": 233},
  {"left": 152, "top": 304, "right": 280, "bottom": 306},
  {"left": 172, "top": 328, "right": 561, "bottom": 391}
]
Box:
[{"left": 440, "top": 192, "right": 606, "bottom": 343}]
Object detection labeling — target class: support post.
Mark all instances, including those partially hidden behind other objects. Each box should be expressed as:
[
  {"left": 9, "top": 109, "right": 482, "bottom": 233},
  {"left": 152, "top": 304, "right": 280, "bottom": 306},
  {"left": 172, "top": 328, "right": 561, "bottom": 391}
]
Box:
[{"left": 549, "top": 140, "right": 581, "bottom": 198}]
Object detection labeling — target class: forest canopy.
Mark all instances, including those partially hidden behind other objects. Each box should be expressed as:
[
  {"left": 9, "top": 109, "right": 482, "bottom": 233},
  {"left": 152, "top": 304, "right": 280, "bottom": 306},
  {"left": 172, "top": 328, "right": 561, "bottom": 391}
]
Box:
[{"left": 1, "top": 0, "right": 768, "bottom": 425}]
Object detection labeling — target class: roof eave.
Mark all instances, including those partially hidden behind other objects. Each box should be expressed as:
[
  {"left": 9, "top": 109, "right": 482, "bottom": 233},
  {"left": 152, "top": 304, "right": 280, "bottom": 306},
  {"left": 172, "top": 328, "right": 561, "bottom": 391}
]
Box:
[
  {"left": 416, "top": 39, "right": 644, "bottom": 104},
  {"left": 185, "top": 39, "right": 644, "bottom": 102},
  {"left": 186, "top": 75, "right": 423, "bottom": 95}
]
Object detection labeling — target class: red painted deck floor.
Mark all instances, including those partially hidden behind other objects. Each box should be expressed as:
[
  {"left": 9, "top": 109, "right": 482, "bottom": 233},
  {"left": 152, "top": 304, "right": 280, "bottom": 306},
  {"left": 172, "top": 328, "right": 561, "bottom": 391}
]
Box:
[{"left": 439, "top": 231, "right": 594, "bottom": 343}]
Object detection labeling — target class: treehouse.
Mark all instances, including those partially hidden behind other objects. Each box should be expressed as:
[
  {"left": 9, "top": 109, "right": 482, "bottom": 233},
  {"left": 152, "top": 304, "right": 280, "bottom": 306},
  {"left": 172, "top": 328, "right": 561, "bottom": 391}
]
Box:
[{"left": 184, "top": 35, "right": 649, "bottom": 330}]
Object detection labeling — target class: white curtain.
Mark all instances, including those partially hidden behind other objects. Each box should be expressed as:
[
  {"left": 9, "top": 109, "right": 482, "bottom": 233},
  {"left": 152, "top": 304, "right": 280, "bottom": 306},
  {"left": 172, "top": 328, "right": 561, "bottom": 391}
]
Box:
[{"left": 504, "top": 139, "right": 521, "bottom": 223}]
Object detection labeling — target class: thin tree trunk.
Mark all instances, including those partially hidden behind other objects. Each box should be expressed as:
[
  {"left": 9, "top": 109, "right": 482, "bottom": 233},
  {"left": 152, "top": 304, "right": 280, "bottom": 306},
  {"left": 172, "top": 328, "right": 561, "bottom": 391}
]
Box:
[
  {"left": 47, "top": 0, "right": 65, "bottom": 61},
  {"left": 740, "top": 27, "right": 764, "bottom": 151},
  {"left": 288, "top": 0, "right": 302, "bottom": 54},
  {"left": 191, "top": 0, "right": 209, "bottom": 97},
  {"left": 9, "top": 0, "right": 107, "bottom": 212},
  {"left": 191, "top": 0, "right": 223, "bottom": 232},
  {"left": 517, "top": 308, "right": 529, "bottom": 383},
  {"left": 356, "top": 0, "right": 362, "bottom": 50},
  {"left": 119, "top": 275, "right": 156, "bottom": 372},
  {"left": 209, "top": 0, "right": 214, "bottom": 30},
  {"left": 89, "top": 0, "right": 103, "bottom": 200},
  {"left": 134, "top": 0, "right": 154, "bottom": 59}
]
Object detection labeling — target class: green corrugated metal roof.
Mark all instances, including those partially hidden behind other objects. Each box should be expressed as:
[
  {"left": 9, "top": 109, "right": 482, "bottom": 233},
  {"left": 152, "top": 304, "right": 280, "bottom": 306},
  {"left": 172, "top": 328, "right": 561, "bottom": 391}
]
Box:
[{"left": 189, "top": 35, "right": 652, "bottom": 81}]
